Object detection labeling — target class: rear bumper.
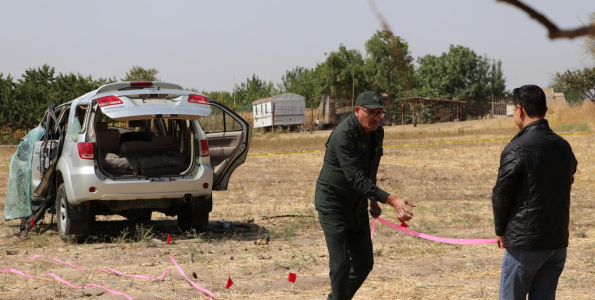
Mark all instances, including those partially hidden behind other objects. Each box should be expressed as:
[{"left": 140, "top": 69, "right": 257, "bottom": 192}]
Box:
[{"left": 66, "top": 164, "right": 213, "bottom": 206}]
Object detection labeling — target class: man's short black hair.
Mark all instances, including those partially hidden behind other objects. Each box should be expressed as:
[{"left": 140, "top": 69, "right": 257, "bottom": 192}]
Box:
[{"left": 512, "top": 85, "right": 547, "bottom": 118}]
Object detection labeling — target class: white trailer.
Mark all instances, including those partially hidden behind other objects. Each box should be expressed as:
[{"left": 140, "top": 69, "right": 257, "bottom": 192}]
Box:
[{"left": 252, "top": 93, "right": 306, "bottom": 130}]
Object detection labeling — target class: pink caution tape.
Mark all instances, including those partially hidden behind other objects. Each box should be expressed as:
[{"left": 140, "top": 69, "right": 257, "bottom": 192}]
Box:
[
  {"left": 0, "top": 269, "right": 36, "bottom": 279},
  {"left": 372, "top": 217, "right": 498, "bottom": 245},
  {"left": 169, "top": 255, "right": 222, "bottom": 300},
  {"left": 27, "top": 254, "right": 88, "bottom": 270},
  {"left": 99, "top": 267, "right": 171, "bottom": 280},
  {"left": 0, "top": 269, "right": 134, "bottom": 300},
  {"left": 6, "top": 254, "right": 222, "bottom": 300}
]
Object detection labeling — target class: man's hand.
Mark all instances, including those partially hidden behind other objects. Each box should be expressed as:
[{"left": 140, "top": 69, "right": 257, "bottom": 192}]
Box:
[
  {"left": 385, "top": 195, "right": 415, "bottom": 221},
  {"left": 497, "top": 236, "right": 505, "bottom": 249},
  {"left": 369, "top": 200, "right": 382, "bottom": 219}
]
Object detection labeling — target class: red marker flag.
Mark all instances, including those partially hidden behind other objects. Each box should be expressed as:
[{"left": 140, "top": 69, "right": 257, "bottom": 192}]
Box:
[
  {"left": 398, "top": 218, "right": 408, "bottom": 228},
  {"left": 166, "top": 234, "right": 172, "bottom": 245},
  {"left": 30, "top": 218, "right": 35, "bottom": 227},
  {"left": 287, "top": 272, "right": 297, "bottom": 283},
  {"left": 226, "top": 276, "right": 233, "bottom": 289}
]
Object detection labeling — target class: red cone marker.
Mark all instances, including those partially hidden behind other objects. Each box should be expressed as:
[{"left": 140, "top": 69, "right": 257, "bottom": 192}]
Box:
[
  {"left": 226, "top": 276, "right": 234, "bottom": 289},
  {"left": 166, "top": 234, "right": 172, "bottom": 245},
  {"left": 287, "top": 272, "right": 297, "bottom": 283},
  {"left": 30, "top": 218, "right": 35, "bottom": 227}
]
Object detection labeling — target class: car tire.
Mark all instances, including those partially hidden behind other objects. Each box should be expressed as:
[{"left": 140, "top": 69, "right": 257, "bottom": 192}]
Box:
[
  {"left": 56, "top": 183, "right": 90, "bottom": 242},
  {"left": 177, "top": 195, "right": 212, "bottom": 233}
]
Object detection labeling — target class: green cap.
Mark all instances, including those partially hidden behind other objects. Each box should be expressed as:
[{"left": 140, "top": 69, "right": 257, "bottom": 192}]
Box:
[{"left": 355, "top": 91, "right": 385, "bottom": 109}]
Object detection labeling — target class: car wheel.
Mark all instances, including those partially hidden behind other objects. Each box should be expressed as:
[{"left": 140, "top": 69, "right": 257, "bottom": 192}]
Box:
[
  {"left": 177, "top": 195, "right": 212, "bottom": 233},
  {"left": 56, "top": 183, "right": 90, "bottom": 242}
]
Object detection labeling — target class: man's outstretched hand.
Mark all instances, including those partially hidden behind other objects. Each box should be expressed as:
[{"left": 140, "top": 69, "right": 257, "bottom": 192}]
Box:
[{"left": 385, "top": 195, "right": 415, "bottom": 221}]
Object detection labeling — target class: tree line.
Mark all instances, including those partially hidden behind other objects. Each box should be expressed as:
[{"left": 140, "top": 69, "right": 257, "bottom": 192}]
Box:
[
  {"left": 552, "top": 13, "right": 595, "bottom": 103},
  {"left": 2, "top": 30, "right": 510, "bottom": 128}
]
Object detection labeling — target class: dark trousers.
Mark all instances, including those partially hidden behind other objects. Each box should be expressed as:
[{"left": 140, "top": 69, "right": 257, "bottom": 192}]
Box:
[{"left": 318, "top": 210, "right": 374, "bottom": 300}]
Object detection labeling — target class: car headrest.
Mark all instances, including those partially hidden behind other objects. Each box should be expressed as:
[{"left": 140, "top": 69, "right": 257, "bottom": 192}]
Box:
[
  {"left": 151, "top": 136, "right": 176, "bottom": 146},
  {"left": 129, "top": 120, "right": 149, "bottom": 128},
  {"left": 96, "top": 122, "right": 108, "bottom": 130}
]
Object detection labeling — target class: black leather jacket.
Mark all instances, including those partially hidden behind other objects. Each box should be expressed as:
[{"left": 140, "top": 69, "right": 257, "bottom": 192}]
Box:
[{"left": 492, "top": 119, "right": 577, "bottom": 250}]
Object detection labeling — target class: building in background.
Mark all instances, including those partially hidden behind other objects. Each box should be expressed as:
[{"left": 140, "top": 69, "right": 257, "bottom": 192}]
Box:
[
  {"left": 541, "top": 87, "right": 566, "bottom": 103},
  {"left": 252, "top": 93, "right": 306, "bottom": 131}
]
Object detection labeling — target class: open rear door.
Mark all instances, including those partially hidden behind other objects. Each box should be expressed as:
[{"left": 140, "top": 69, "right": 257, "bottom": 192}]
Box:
[{"left": 200, "top": 101, "right": 251, "bottom": 190}]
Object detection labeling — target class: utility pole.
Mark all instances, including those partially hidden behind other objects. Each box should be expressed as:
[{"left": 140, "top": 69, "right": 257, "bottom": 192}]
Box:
[{"left": 233, "top": 75, "right": 236, "bottom": 111}]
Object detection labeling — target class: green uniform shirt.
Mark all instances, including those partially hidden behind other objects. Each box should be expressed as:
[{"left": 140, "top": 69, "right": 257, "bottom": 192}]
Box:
[{"left": 315, "top": 114, "right": 389, "bottom": 224}]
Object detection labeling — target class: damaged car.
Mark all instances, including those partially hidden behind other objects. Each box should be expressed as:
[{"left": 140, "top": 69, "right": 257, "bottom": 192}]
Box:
[{"left": 4, "top": 81, "right": 251, "bottom": 241}]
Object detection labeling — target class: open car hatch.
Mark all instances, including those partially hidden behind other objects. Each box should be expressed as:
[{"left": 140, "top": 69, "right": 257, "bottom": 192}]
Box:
[{"left": 96, "top": 90, "right": 211, "bottom": 120}]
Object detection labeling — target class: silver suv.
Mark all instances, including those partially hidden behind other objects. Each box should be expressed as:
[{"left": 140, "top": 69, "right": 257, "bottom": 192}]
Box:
[{"left": 8, "top": 82, "right": 250, "bottom": 240}]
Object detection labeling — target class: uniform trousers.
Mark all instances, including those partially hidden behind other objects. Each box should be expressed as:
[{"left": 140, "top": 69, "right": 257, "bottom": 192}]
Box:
[{"left": 318, "top": 210, "right": 374, "bottom": 300}]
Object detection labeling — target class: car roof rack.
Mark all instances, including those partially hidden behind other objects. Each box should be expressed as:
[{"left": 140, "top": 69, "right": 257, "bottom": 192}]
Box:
[{"left": 95, "top": 82, "right": 184, "bottom": 95}]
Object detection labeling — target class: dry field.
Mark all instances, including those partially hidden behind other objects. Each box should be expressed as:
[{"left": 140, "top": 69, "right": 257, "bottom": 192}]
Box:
[{"left": 0, "top": 102, "right": 594, "bottom": 300}]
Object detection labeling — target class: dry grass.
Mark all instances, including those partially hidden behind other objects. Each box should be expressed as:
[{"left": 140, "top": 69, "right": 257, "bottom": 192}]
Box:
[{"left": 0, "top": 105, "right": 594, "bottom": 299}]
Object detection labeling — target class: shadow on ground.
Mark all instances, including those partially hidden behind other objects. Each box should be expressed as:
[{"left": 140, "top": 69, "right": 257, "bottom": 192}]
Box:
[{"left": 11, "top": 217, "right": 266, "bottom": 245}]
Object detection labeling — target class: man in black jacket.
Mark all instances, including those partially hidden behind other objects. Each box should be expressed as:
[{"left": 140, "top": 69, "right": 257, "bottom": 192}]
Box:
[
  {"left": 315, "top": 91, "right": 415, "bottom": 300},
  {"left": 492, "top": 85, "right": 577, "bottom": 300}
]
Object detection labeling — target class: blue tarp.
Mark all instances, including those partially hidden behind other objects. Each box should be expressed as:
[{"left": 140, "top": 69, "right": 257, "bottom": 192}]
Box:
[{"left": 4, "top": 126, "right": 45, "bottom": 221}]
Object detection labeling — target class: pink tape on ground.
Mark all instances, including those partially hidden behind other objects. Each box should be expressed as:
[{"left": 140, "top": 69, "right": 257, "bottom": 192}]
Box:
[
  {"left": 7, "top": 255, "right": 222, "bottom": 299},
  {"left": 99, "top": 267, "right": 171, "bottom": 280},
  {"left": 373, "top": 217, "right": 498, "bottom": 245},
  {"left": 87, "top": 284, "right": 135, "bottom": 300},
  {"left": 29, "top": 254, "right": 171, "bottom": 281},
  {"left": 370, "top": 218, "right": 376, "bottom": 239},
  {"left": 27, "top": 254, "right": 88, "bottom": 270},
  {"left": 0, "top": 269, "right": 36, "bottom": 279},
  {"left": 1, "top": 269, "right": 134, "bottom": 300},
  {"left": 169, "top": 255, "right": 222, "bottom": 300}
]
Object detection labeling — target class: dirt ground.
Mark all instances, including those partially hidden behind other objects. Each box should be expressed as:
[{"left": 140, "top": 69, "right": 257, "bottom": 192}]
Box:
[{"left": 1, "top": 117, "right": 594, "bottom": 300}]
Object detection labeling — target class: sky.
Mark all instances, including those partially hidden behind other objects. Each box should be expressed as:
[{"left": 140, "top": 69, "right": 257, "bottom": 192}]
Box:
[{"left": 1, "top": 0, "right": 594, "bottom": 94}]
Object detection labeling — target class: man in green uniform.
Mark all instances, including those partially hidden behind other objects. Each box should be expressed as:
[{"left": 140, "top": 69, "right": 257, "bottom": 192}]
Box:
[{"left": 315, "top": 91, "right": 415, "bottom": 300}]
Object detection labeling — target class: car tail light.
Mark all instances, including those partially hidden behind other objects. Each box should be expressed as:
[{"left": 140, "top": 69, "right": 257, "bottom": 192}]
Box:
[
  {"left": 77, "top": 142, "right": 94, "bottom": 160},
  {"left": 130, "top": 81, "right": 153, "bottom": 87},
  {"left": 200, "top": 140, "right": 210, "bottom": 157},
  {"left": 188, "top": 94, "right": 209, "bottom": 105},
  {"left": 97, "top": 95, "right": 123, "bottom": 107}
]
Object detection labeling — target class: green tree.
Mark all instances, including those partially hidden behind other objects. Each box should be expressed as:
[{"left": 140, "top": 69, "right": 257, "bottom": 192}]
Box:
[
  {"left": 12, "top": 64, "right": 58, "bottom": 127},
  {"left": 363, "top": 30, "right": 415, "bottom": 99},
  {"left": 202, "top": 90, "right": 233, "bottom": 108},
  {"left": 0, "top": 73, "right": 15, "bottom": 125},
  {"left": 280, "top": 66, "right": 320, "bottom": 108},
  {"left": 416, "top": 45, "right": 506, "bottom": 103},
  {"left": 488, "top": 60, "right": 506, "bottom": 97},
  {"left": 317, "top": 45, "right": 366, "bottom": 101},
  {"left": 554, "top": 68, "right": 595, "bottom": 102},
  {"left": 121, "top": 66, "right": 159, "bottom": 81},
  {"left": 234, "top": 74, "right": 277, "bottom": 110},
  {"left": 54, "top": 72, "right": 110, "bottom": 103},
  {"left": 5, "top": 65, "right": 114, "bottom": 127}
]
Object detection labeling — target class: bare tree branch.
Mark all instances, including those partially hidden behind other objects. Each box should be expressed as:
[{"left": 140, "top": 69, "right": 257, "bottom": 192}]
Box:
[{"left": 497, "top": 0, "right": 595, "bottom": 39}]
